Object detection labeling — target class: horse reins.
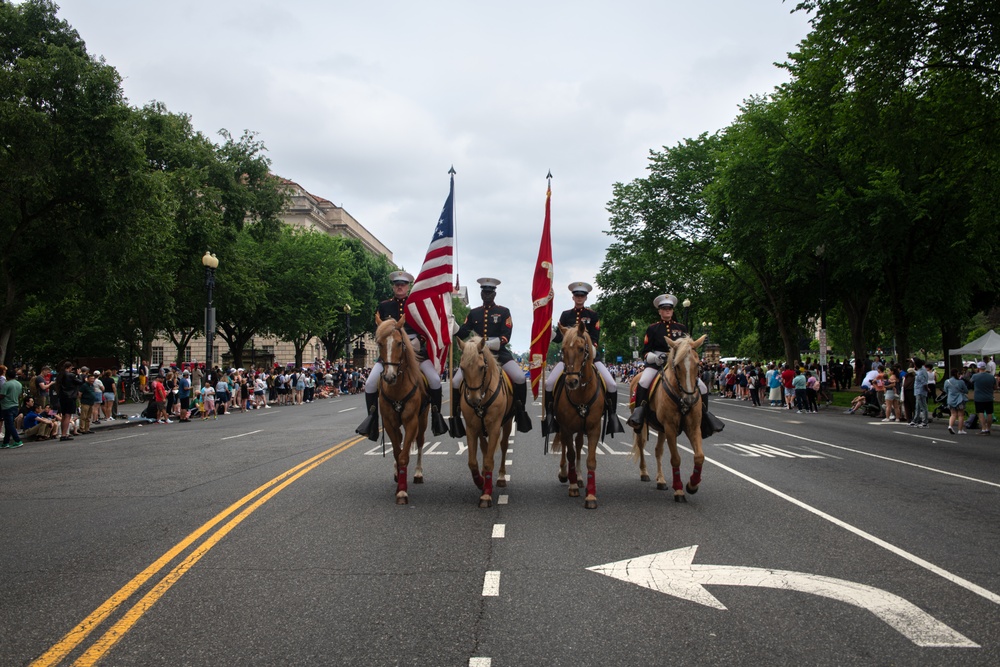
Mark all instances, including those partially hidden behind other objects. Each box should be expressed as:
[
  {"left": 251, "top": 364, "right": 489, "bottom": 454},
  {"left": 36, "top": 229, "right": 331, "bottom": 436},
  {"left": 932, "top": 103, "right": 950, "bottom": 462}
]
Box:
[{"left": 660, "top": 343, "right": 700, "bottom": 416}]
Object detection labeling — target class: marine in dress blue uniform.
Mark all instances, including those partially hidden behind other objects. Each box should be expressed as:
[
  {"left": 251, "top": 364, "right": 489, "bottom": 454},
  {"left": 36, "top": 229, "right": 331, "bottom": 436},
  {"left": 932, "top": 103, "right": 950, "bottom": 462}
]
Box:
[
  {"left": 356, "top": 270, "right": 448, "bottom": 439},
  {"left": 450, "top": 278, "right": 533, "bottom": 435},
  {"left": 542, "top": 282, "right": 624, "bottom": 437}
]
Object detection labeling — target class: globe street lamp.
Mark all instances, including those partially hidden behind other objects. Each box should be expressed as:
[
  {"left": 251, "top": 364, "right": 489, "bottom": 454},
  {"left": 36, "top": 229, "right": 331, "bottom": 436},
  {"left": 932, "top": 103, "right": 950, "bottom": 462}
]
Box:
[
  {"left": 202, "top": 251, "right": 219, "bottom": 371},
  {"left": 702, "top": 321, "right": 713, "bottom": 346},
  {"left": 682, "top": 298, "right": 691, "bottom": 329},
  {"left": 343, "top": 304, "right": 352, "bottom": 363}
]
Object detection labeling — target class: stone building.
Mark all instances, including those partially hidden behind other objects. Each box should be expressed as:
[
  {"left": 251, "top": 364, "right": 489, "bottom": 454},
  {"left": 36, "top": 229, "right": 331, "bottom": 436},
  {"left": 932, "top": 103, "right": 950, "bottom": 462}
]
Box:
[{"left": 150, "top": 178, "right": 392, "bottom": 371}]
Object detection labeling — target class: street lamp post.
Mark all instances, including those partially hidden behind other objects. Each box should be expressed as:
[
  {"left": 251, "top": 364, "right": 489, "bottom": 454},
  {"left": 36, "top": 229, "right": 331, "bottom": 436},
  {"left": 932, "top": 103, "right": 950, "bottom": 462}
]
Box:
[
  {"left": 682, "top": 298, "right": 691, "bottom": 330},
  {"left": 202, "top": 251, "right": 219, "bottom": 371},
  {"left": 629, "top": 320, "right": 639, "bottom": 361},
  {"left": 702, "top": 321, "right": 713, "bottom": 346},
  {"left": 343, "top": 304, "right": 352, "bottom": 363}
]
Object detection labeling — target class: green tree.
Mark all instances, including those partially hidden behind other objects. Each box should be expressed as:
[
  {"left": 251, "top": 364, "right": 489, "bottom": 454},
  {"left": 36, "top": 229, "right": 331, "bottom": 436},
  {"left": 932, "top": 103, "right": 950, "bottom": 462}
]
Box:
[
  {"left": 266, "top": 227, "right": 351, "bottom": 367},
  {"left": 0, "top": 0, "right": 155, "bottom": 365}
]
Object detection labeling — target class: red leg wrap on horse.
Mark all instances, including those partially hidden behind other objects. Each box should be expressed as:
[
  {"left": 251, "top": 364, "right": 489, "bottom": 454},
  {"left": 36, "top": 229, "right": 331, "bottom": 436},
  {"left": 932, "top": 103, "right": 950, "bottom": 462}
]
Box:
[
  {"left": 690, "top": 464, "right": 703, "bottom": 487},
  {"left": 672, "top": 466, "right": 683, "bottom": 491},
  {"left": 398, "top": 466, "right": 407, "bottom": 492},
  {"left": 587, "top": 470, "right": 596, "bottom": 497},
  {"left": 484, "top": 471, "right": 493, "bottom": 497},
  {"left": 568, "top": 467, "right": 578, "bottom": 486}
]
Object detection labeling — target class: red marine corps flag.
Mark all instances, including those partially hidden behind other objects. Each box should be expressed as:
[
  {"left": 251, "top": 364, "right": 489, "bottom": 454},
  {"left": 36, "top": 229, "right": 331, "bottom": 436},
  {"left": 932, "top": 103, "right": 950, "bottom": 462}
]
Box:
[
  {"left": 405, "top": 169, "right": 456, "bottom": 375},
  {"left": 529, "top": 172, "right": 555, "bottom": 399}
]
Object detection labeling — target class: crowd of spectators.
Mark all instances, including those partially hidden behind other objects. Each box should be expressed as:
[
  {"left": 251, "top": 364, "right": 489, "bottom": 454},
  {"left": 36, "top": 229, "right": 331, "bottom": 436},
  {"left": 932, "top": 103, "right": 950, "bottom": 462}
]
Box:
[{"left": 0, "top": 360, "right": 378, "bottom": 447}]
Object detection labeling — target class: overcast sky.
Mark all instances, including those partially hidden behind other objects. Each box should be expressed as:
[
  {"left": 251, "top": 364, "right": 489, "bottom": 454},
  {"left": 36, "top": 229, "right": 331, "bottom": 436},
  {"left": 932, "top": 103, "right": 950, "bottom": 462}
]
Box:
[{"left": 55, "top": 0, "right": 812, "bottom": 354}]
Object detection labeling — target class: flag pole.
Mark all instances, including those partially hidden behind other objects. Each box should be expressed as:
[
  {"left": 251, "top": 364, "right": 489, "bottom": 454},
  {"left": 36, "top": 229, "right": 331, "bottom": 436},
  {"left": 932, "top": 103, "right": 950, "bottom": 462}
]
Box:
[
  {"left": 539, "top": 170, "right": 554, "bottom": 455},
  {"left": 448, "top": 165, "right": 457, "bottom": 427}
]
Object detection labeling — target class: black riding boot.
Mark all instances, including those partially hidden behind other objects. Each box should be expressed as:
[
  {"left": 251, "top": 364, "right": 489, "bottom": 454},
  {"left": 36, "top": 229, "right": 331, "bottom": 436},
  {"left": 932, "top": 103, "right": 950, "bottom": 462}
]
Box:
[
  {"left": 700, "top": 391, "right": 725, "bottom": 438},
  {"left": 356, "top": 391, "right": 379, "bottom": 441},
  {"left": 627, "top": 385, "right": 648, "bottom": 431},
  {"left": 604, "top": 389, "right": 625, "bottom": 437},
  {"left": 448, "top": 385, "right": 466, "bottom": 438},
  {"left": 514, "top": 382, "right": 533, "bottom": 433},
  {"left": 429, "top": 386, "right": 449, "bottom": 436},
  {"left": 541, "top": 389, "right": 557, "bottom": 437}
]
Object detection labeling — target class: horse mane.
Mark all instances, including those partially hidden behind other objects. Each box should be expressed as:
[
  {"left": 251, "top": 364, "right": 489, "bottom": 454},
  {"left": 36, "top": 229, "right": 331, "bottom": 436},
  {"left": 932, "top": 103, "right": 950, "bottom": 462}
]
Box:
[
  {"left": 562, "top": 322, "right": 592, "bottom": 350},
  {"left": 461, "top": 335, "right": 500, "bottom": 374},
  {"left": 666, "top": 334, "right": 690, "bottom": 369},
  {"left": 376, "top": 318, "right": 419, "bottom": 370}
]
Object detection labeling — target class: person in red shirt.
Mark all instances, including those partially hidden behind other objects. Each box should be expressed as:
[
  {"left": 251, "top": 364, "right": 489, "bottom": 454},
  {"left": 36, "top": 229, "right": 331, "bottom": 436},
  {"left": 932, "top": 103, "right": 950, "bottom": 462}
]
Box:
[
  {"left": 780, "top": 364, "right": 795, "bottom": 410},
  {"left": 152, "top": 377, "right": 171, "bottom": 423}
]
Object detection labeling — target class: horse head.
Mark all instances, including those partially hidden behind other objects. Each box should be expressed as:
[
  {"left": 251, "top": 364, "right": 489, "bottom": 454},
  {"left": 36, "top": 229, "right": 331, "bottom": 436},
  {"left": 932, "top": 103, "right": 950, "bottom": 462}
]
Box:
[
  {"left": 559, "top": 321, "right": 594, "bottom": 391},
  {"left": 377, "top": 317, "right": 409, "bottom": 385},
  {"left": 665, "top": 334, "right": 706, "bottom": 411},
  {"left": 460, "top": 336, "right": 492, "bottom": 406}
]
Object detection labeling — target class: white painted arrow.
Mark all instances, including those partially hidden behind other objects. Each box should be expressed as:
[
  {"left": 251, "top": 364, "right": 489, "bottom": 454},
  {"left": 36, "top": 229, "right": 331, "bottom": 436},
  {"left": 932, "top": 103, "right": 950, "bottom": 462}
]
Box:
[{"left": 587, "top": 545, "right": 977, "bottom": 648}]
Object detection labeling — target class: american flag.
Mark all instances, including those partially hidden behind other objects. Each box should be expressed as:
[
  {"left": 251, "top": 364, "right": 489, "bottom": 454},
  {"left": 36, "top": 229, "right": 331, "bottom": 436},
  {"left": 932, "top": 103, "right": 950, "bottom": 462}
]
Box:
[{"left": 405, "top": 172, "right": 455, "bottom": 375}]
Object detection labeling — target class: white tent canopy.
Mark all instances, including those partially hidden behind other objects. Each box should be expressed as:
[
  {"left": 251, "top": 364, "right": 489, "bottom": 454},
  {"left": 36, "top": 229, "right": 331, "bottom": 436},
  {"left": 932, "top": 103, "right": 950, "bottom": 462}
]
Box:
[{"left": 948, "top": 329, "right": 1000, "bottom": 356}]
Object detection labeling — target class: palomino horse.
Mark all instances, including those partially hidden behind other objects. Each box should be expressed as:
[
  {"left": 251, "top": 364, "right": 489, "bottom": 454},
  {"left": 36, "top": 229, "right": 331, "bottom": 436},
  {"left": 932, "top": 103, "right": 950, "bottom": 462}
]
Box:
[
  {"left": 551, "top": 321, "right": 605, "bottom": 509},
  {"left": 630, "top": 334, "right": 707, "bottom": 502},
  {"left": 375, "top": 316, "right": 429, "bottom": 505},
  {"left": 458, "top": 335, "right": 513, "bottom": 508}
]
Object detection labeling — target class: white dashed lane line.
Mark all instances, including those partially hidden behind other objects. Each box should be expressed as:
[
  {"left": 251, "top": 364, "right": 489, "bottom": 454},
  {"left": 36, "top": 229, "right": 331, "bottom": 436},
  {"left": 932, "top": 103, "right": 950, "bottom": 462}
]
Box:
[
  {"left": 482, "top": 571, "right": 501, "bottom": 596},
  {"left": 492, "top": 524, "right": 506, "bottom": 538}
]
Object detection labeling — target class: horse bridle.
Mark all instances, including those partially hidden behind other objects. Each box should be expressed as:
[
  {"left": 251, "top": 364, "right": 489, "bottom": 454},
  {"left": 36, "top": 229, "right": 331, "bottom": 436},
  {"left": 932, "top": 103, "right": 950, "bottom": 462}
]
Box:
[
  {"left": 560, "top": 335, "right": 600, "bottom": 418},
  {"left": 661, "top": 340, "right": 700, "bottom": 415},
  {"left": 378, "top": 329, "right": 418, "bottom": 412},
  {"left": 463, "top": 349, "right": 504, "bottom": 418},
  {"left": 562, "top": 337, "right": 593, "bottom": 388}
]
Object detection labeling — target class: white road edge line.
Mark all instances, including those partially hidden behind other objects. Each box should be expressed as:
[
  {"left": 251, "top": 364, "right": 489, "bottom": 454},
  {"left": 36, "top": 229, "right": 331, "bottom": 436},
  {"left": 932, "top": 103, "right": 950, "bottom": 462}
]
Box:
[
  {"left": 221, "top": 429, "right": 263, "bottom": 440},
  {"left": 677, "top": 443, "right": 1000, "bottom": 606},
  {"left": 723, "top": 417, "right": 1000, "bottom": 489},
  {"left": 89, "top": 433, "right": 141, "bottom": 444},
  {"left": 338, "top": 407, "right": 357, "bottom": 412},
  {"left": 891, "top": 430, "right": 957, "bottom": 443},
  {"left": 482, "top": 571, "right": 501, "bottom": 596}
]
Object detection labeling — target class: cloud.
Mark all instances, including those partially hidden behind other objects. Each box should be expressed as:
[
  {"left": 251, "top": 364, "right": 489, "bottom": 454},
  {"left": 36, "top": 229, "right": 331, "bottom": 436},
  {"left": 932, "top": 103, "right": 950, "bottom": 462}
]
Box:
[{"left": 54, "top": 0, "right": 813, "bottom": 352}]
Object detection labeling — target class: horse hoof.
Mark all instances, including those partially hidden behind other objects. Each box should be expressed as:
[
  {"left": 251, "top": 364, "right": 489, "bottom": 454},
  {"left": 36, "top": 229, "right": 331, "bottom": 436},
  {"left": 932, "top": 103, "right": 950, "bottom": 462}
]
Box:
[
  {"left": 656, "top": 482, "right": 668, "bottom": 491},
  {"left": 577, "top": 480, "right": 585, "bottom": 489},
  {"left": 497, "top": 478, "right": 507, "bottom": 488},
  {"left": 640, "top": 474, "right": 650, "bottom": 482},
  {"left": 686, "top": 483, "right": 699, "bottom": 495},
  {"left": 479, "top": 498, "right": 492, "bottom": 508},
  {"left": 558, "top": 474, "right": 568, "bottom": 484},
  {"left": 413, "top": 476, "right": 424, "bottom": 484},
  {"left": 584, "top": 499, "right": 598, "bottom": 510},
  {"left": 396, "top": 495, "right": 409, "bottom": 505},
  {"left": 674, "top": 494, "right": 687, "bottom": 503},
  {"left": 568, "top": 488, "right": 580, "bottom": 498}
]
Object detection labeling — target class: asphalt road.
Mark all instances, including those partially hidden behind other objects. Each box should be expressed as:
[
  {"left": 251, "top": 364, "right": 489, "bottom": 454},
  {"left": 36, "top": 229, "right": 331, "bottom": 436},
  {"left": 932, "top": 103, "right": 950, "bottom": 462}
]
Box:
[{"left": 2, "top": 392, "right": 999, "bottom": 666}]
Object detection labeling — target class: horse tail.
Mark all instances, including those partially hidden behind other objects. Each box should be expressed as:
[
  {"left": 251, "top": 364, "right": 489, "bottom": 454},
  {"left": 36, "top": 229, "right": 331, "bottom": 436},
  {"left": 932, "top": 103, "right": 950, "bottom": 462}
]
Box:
[
  {"left": 628, "top": 427, "right": 645, "bottom": 462},
  {"left": 550, "top": 433, "right": 563, "bottom": 453}
]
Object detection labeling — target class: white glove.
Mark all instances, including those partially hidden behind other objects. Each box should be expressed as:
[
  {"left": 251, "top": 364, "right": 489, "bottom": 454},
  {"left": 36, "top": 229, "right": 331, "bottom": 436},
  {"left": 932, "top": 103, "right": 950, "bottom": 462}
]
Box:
[
  {"left": 486, "top": 337, "right": 501, "bottom": 351},
  {"left": 449, "top": 316, "right": 460, "bottom": 335},
  {"left": 645, "top": 352, "right": 666, "bottom": 366}
]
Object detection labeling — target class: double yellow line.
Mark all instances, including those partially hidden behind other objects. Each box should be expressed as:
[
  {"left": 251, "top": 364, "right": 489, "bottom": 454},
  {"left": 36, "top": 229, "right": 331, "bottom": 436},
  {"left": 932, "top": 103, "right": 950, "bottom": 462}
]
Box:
[{"left": 32, "top": 436, "right": 363, "bottom": 667}]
